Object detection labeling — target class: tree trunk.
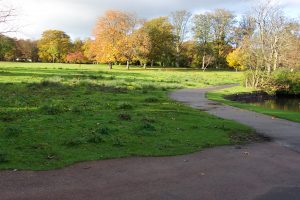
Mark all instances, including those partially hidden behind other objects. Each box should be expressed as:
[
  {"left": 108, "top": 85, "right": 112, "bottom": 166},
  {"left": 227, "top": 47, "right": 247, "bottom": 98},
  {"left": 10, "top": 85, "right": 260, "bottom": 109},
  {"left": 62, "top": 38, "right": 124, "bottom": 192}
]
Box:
[
  {"left": 202, "top": 55, "right": 206, "bottom": 70},
  {"left": 143, "top": 63, "right": 147, "bottom": 69},
  {"left": 175, "top": 45, "right": 180, "bottom": 67},
  {"left": 108, "top": 62, "right": 113, "bottom": 70},
  {"left": 151, "top": 60, "right": 154, "bottom": 67},
  {"left": 126, "top": 60, "right": 130, "bottom": 70},
  {"left": 273, "top": 51, "right": 278, "bottom": 71}
]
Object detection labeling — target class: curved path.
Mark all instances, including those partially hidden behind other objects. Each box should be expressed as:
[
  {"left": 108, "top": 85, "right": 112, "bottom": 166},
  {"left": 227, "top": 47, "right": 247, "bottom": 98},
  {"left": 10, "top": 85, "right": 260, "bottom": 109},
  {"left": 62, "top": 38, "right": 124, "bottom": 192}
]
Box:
[
  {"left": 170, "top": 84, "right": 300, "bottom": 152},
  {"left": 1, "top": 85, "right": 300, "bottom": 200}
]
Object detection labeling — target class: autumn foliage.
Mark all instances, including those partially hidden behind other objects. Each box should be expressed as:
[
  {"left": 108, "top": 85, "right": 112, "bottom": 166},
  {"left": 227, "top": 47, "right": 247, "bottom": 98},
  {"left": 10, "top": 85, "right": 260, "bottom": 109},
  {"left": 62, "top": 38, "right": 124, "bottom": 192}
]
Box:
[
  {"left": 91, "top": 10, "right": 140, "bottom": 69},
  {"left": 0, "top": 7, "right": 299, "bottom": 74},
  {"left": 66, "top": 51, "right": 86, "bottom": 64}
]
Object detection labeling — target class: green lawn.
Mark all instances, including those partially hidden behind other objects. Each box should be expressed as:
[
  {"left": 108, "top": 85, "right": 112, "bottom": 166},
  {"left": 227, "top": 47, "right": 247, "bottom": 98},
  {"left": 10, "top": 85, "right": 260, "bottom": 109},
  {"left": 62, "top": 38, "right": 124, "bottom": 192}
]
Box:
[
  {"left": 0, "top": 62, "right": 257, "bottom": 170},
  {"left": 207, "top": 86, "right": 300, "bottom": 123}
]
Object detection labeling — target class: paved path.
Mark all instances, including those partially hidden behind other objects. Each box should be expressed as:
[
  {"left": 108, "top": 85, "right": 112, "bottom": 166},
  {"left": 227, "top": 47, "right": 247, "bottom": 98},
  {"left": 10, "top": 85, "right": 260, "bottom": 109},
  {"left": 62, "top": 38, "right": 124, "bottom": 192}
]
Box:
[
  {"left": 170, "top": 84, "right": 300, "bottom": 152},
  {"left": 1, "top": 143, "right": 300, "bottom": 200},
  {"left": 1, "top": 85, "right": 300, "bottom": 200}
]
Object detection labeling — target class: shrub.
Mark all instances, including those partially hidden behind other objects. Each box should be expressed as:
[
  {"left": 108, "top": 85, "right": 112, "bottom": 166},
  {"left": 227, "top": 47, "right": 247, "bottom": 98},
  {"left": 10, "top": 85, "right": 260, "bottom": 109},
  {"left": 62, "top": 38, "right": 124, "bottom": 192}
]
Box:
[{"left": 262, "top": 70, "right": 300, "bottom": 96}]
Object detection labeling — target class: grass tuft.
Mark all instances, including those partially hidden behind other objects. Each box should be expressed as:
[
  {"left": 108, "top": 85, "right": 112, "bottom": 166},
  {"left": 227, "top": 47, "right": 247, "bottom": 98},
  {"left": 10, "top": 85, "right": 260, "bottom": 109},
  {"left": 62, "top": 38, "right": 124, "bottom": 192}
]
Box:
[
  {"left": 119, "top": 113, "right": 131, "bottom": 121},
  {"left": 144, "top": 97, "right": 160, "bottom": 103},
  {"left": 4, "top": 125, "right": 22, "bottom": 137},
  {"left": 0, "top": 151, "right": 9, "bottom": 163},
  {"left": 117, "top": 102, "right": 133, "bottom": 110},
  {"left": 40, "top": 104, "right": 65, "bottom": 115}
]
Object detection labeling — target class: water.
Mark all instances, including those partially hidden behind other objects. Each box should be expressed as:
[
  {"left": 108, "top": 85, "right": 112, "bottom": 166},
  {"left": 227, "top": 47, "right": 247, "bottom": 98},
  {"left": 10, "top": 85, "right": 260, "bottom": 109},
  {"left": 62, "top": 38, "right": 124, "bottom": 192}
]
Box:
[{"left": 251, "top": 97, "right": 300, "bottom": 112}]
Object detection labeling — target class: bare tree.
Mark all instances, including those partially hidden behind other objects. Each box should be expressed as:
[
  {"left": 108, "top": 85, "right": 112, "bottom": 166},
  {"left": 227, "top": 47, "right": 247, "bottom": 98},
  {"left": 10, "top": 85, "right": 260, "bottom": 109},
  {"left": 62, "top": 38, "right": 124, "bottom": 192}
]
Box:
[
  {"left": 0, "top": 1, "right": 17, "bottom": 34},
  {"left": 239, "top": 0, "right": 300, "bottom": 88},
  {"left": 233, "top": 15, "right": 256, "bottom": 47},
  {"left": 170, "top": 10, "right": 192, "bottom": 67}
]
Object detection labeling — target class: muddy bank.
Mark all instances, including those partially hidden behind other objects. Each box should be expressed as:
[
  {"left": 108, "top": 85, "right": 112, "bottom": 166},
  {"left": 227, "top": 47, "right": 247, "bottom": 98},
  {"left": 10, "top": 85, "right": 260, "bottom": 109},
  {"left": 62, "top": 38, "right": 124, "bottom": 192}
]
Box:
[{"left": 225, "top": 92, "right": 276, "bottom": 103}]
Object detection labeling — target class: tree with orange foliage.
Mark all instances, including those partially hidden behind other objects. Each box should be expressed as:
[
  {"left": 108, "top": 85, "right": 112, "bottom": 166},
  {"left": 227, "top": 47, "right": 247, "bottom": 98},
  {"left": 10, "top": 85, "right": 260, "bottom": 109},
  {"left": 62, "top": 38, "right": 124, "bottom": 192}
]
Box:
[
  {"left": 93, "top": 10, "right": 137, "bottom": 69},
  {"left": 118, "top": 27, "right": 151, "bottom": 70},
  {"left": 131, "top": 28, "right": 151, "bottom": 69},
  {"left": 66, "top": 51, "right": 86, "bottom": 64}
]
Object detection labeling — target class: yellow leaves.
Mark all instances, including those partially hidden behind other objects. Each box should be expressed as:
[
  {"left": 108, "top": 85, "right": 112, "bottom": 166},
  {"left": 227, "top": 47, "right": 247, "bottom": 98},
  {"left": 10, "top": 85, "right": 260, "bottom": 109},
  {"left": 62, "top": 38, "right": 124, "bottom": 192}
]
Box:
[
  {"left": 91, "top": 10, "right": 151, "bottom": 65},
  {"left": 226, "top": 48, "right": 246, "bottom": 71},
  {"left": 92, "top": 10, "right": 138, "bottom": 64},
  {"left": 37, "top": 30, "right": 71, "bottom": 63}
]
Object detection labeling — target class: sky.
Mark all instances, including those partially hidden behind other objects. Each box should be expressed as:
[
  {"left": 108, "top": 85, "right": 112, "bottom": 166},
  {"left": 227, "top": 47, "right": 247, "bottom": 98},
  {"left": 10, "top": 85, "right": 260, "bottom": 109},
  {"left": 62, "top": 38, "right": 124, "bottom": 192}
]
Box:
[{"left": 2, "top": 0, "right": 300, "bottom": 40}]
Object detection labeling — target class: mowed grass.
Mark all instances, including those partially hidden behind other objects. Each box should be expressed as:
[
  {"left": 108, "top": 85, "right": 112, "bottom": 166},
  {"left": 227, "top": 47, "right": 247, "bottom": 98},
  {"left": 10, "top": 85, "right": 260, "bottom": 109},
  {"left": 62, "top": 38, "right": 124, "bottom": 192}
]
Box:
[
  {"left": 0, "top": 62, "right": 256, "bottom": 170},
  {"left": 207, "top": 86, "right": 300, "bottom": 123}
]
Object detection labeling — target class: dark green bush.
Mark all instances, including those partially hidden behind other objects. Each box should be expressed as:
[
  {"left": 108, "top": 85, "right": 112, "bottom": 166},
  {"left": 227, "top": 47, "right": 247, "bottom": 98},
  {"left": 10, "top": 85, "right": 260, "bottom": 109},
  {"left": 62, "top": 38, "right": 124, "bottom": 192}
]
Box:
[{"left": 263, "top": 70, "right": 300, "bottom": 96}]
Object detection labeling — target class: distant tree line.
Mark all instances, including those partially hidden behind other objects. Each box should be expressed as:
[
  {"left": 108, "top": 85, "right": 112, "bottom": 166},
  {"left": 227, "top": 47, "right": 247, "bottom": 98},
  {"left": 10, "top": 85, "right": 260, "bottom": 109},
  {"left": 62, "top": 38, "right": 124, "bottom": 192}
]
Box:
[{"left": 0, "top": 1, "right": 299, "bottom": 75}]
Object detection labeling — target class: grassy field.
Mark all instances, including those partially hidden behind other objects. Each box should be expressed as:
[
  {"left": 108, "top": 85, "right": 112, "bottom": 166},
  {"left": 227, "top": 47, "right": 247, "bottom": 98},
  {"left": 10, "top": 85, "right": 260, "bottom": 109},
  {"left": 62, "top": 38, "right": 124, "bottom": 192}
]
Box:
[
  {"left": 207, "top": 86, "right": 300, "bottom": 123},
  {"left": 0, "top": 62, "right": 257, "bottom": 170}
]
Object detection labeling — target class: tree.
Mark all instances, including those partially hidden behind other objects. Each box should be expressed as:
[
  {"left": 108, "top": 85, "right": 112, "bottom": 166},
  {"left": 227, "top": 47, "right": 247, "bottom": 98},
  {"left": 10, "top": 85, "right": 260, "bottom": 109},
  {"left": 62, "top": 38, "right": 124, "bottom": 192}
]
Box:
[
  {"left": 72, "top": 39, "right": 84, "bottom": 52},
  {"left": 233, "top": 16, "right": 255, "bottom": 48},
  {"left": 37, "top": 30, "right": 71, "bottom": 63},
  {"left": 0, "top": 34, "right": 15, "bottom": 61},
  {"left": 170, "top": 10, "right": 192, "bottom": 67},
  {"left": 237, "top": 0, "right": 300, "bottom": 88},
  {"left": 131, "top": 27, "right": 151, "bottom": 68},
  {"left": 15, "top": 39, "right": 38, "bottom": 62},
  {"left": 226, "top": 48, "right": 246, "bottom": 71},
  {"left": 117, "top": 15, "right": 140, "bottom": 70},
  {"left": 142, "top": 17, "right": 176, "bottom": 67},
  {"left": 66, "top": 51, "right": 86, "bottom": 64},
  {"left": 210, "top": 9, "right": 236, "bottom": 68},
  {"left": 193, "top": 13, "right": 214, "bottom": 69},
  {"left": 281, "top": 24, "right": 300, "bottom": 71},
  {"left": 93, "top": 10, "right": 137, "bottom": 69},
  {"left": 83, "top": 38, "right": 97, "bottom": 63},
  {"left": 118, "top": 33, "right": 138, "bottom": 70}
]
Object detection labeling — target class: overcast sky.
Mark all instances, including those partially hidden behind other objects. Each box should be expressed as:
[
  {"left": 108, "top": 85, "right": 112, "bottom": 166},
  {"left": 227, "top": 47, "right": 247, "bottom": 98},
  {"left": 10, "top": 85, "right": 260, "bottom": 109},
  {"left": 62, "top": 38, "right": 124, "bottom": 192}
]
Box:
[{"left": 3, "top": 0, "right": 300, "bottom": 40}]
